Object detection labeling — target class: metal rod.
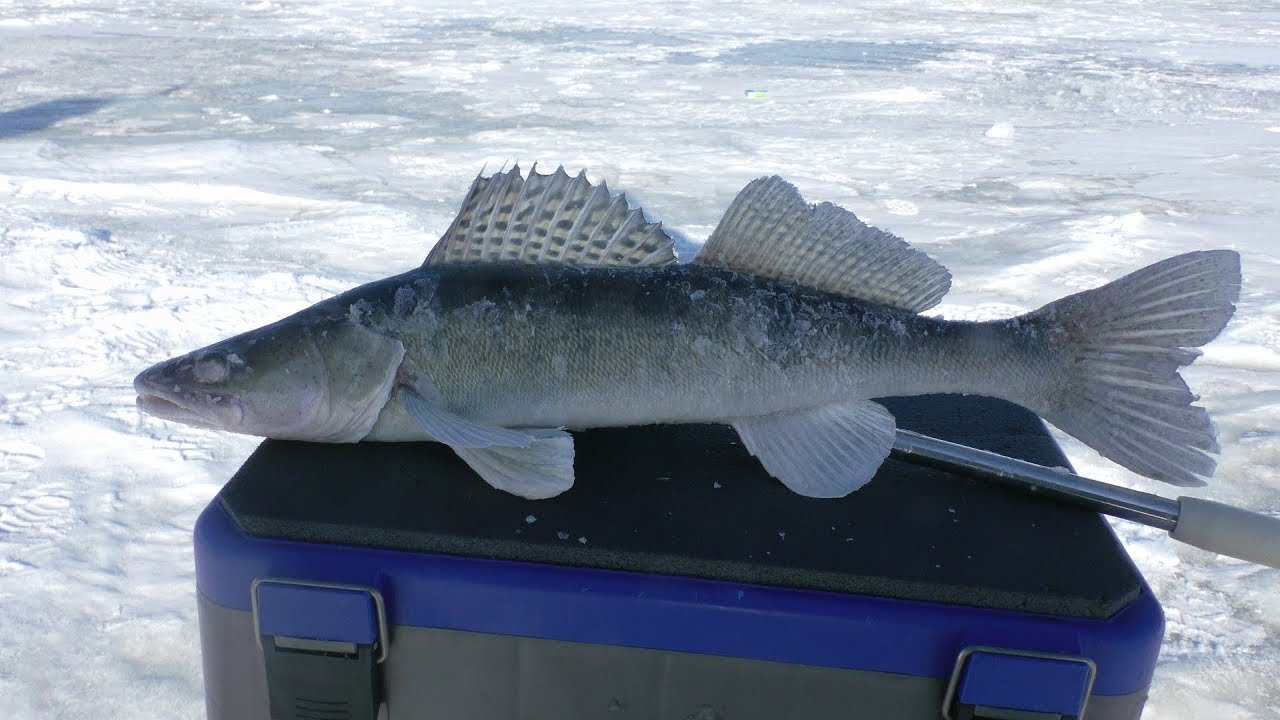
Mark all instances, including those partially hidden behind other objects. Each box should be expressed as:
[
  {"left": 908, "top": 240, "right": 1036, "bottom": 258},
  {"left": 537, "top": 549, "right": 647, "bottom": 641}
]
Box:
[{"left": 890, "top": 429, "right": 1181, "bottom": 531}]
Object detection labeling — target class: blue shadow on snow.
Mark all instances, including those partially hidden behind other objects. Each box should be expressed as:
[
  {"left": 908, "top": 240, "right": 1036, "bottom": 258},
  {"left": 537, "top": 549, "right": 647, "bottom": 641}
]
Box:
[{"left": 0, "top": 97, "right": 112, "bottom": 140}]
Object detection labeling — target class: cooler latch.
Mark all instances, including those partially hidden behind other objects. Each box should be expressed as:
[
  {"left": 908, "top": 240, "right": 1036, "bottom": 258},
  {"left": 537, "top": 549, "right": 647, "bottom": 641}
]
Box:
[
  {"left": 942, "top": 646, "right": 1097, "bottom": 720},
  {"left": 252, "top": 579, "right": 389, "bottom": 720}
]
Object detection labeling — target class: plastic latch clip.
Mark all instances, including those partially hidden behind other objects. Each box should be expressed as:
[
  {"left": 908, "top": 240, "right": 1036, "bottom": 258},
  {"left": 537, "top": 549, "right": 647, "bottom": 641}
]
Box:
[
  {"left": 252, "top": 579, "right": 389, "bottom": 720},
  {"left": 942, "top": 646, "right": 1097, "bottom": 720}
]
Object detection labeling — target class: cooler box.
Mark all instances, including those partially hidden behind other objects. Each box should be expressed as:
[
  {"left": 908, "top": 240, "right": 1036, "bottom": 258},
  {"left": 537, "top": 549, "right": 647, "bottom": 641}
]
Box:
[{"left": 195, "top": 394, "right": 1164, "bottom": 720}]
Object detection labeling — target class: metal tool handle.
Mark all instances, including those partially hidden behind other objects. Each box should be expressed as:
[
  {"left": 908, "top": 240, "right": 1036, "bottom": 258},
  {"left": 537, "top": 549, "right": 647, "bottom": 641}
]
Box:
[
  {"left": 1172, "top": 497, "right": 1280, "bottom": 569},
  {"left": 891, "top": 430, "right": 1280, "bottom": 570}
]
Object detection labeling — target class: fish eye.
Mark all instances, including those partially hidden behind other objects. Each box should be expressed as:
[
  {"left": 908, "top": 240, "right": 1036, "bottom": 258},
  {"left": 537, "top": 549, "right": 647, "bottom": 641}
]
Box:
[{"left": 193, "top": 353, "right": 231, "bottom": 384}]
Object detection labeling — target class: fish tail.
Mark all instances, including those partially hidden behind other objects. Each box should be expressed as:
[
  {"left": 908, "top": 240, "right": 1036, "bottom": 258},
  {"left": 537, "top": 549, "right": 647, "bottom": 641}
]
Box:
[{"left": 1031, "top": 250, "right": 1241, "bottom": 485}]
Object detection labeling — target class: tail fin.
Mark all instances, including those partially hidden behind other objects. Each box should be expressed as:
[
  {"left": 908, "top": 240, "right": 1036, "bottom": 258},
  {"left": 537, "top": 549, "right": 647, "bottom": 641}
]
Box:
[{"left": 1032, "top": 250, "right": 1241, "bottom": 486}]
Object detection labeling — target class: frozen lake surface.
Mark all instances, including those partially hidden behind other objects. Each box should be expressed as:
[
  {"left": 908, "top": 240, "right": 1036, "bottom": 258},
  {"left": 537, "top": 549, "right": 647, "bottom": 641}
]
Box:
[{"left": 1, "top": 1, "right": 1278, "bottom": 717}]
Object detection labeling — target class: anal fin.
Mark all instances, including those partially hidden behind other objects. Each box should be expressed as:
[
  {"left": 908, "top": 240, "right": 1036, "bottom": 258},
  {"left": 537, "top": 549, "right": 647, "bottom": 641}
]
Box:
[{"left": 731, "top": 400, "right": 897, "bottom": 498}]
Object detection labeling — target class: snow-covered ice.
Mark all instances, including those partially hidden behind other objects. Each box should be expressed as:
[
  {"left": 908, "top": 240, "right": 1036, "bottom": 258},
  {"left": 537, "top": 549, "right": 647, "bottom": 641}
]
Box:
[{"left": 1, "top": 1, "right": 1278, "bottom": 717}]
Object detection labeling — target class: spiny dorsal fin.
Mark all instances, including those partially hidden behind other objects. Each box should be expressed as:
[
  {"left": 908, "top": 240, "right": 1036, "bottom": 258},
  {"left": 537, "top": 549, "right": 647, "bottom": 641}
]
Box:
[
  {"left": 425, "top": 164, "right": 677, "bottom": 268},
  {"left": 693, "top": 176, "right": 951, "bottom": 312}
]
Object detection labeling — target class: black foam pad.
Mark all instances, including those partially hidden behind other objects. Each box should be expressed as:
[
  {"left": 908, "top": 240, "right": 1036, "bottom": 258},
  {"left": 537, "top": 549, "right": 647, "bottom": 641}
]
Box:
[{"left": 220, "top": 394, "right": 1141, "bottom": 619}]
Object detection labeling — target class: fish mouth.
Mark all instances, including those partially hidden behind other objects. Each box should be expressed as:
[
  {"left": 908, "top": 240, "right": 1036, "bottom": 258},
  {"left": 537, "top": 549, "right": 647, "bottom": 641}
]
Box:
[
  {"left": 134, "top": 373, "right": 243, "bottom": 428},
  {"left": 134, "top": 393, "right": 214, "bottom": 427}
]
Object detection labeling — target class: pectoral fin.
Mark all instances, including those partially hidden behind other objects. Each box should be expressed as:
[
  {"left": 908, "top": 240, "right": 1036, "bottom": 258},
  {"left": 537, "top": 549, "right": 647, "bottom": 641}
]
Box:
[
  {"left": 402, "top": 389, "right": 575, "bottom": 499},
  {"left": 403, "top": 389, "right": 535, "bottom": 448},
  {"left": 731, "top": 400, "right": 897, "bottom": 498}
]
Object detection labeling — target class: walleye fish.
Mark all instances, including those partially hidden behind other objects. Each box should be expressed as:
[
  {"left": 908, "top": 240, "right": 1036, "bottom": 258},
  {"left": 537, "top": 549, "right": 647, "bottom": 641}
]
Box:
[{"left": 134, "top": 166, "right": 1241, "bottom": 499}]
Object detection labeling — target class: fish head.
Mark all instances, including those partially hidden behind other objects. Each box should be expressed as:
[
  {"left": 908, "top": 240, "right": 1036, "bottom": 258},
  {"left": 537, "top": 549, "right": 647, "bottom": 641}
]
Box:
[{"left": 134, "top": 315, "right": 406, "bottom": 442}]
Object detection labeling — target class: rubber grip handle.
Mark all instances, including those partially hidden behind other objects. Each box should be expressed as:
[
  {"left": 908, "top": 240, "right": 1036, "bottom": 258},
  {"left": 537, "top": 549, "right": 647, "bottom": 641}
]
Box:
[{"left": 1171, "top": 497, "right": 1280, "bottom": 570}]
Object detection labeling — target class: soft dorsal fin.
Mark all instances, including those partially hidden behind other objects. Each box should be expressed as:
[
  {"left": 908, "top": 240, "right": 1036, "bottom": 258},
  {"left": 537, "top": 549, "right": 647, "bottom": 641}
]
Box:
[
  {"left": 425, "top": 164, "right": 677, "bottom": 268},
  {"left": 693, "top": 176, "right": 951, "bottom": 312}
]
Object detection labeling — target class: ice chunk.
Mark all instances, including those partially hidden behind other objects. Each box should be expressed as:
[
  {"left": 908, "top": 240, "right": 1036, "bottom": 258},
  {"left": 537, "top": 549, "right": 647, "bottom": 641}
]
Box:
[{"left": 985, "top": 122, "right": 1015, "bottom": 139}]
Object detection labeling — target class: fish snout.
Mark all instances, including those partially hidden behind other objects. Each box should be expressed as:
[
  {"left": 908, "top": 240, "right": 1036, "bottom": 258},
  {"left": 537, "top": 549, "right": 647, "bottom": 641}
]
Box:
[
  {"left": 133, "top": 364, "right": 245, "bottom": 428},
  {"left": 133, "top": 363, "right": 168, "bottom": 393}
]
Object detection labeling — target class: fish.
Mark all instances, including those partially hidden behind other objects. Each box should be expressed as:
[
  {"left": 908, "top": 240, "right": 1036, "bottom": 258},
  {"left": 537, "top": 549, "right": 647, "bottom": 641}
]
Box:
[{"left": 134, "top": 165, "right": 1241, "bottom": 499}]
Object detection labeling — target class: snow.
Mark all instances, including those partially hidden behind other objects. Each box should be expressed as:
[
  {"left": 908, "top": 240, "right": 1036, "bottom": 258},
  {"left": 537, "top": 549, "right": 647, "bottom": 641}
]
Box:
[{"left": 1, "top": 0, "right": 1279, "bottom": 717}]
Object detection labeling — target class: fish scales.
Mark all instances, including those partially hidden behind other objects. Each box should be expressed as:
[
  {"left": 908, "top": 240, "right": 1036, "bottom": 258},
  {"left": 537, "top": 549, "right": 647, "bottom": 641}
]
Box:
[{"left": 337, "top": 262, "right": 1050, "bottom": 436}]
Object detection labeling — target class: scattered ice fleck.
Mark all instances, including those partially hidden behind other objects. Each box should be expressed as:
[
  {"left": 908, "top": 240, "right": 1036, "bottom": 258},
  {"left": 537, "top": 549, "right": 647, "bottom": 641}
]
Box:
[
  {"left": 392, "top": 285, "right": 416, "bottom": 317},
  {"left": 985, "top": 121, "right": 1016, "bottom": 138},
  {"left": 685, "top": 705, "right": 720, "bottom": 720},
  {"left": 713, "top": 481, "right": 721, "bottom": 489},
  {"left": 883, "top": 199, "right": 919, "bottom": 216},
  {"left": 777, "top": 531, "right": 786, "bottom": 540},
  {"left": 852, "top": 86, "right": 940, "bottom": 102},
  {"left": 556, "top": 531, "right": 570, "bottom": 541},
  {"left": 525, "top": 515, "right": 536, "bottom": 524},
  {"left": 347, "top": 299, "right": 374, "bottom": 323},
  {"left": 559, "top": 83, "right": 593, "bottom": 97},
  {"left": 578, "top": 536, "right": 587, "bottom": 544}
]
